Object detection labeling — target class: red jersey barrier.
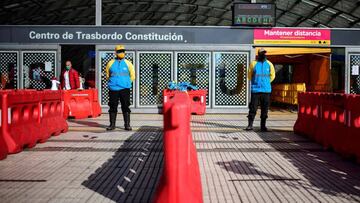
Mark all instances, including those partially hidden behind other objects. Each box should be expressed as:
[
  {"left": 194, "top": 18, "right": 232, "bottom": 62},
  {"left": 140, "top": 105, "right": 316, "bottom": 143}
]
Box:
[
  {"left": 346, "top": 94, "right": 360, "bottom": 160},
  {"left": 0, "top": 90, "right": 68, "bottom": 156},
  {"left": 0, "top": 91, "right": 10, "bottom": 160},
  {"left": 163, "top": 89, "right": 207, "bottom": 115},
  {"left": 40, "top": 90, "right": 68, "bottom": 142},
  {"left": 154, "top": 92, "right": 203, "bottom": 203},
  {"left": 294, "top": 92, "right": 360, "bottom": 161},
  {"left": 5, "top": 90, "right": 40, "bottom": 153},
  {"left": 316, "top": 93, "right": 346, "bottom": 151},
  {"left": 62, "top": 89, "right": 101, "bottom": 119},
  {"left": 92, "top": 89, "right": 102, "bottom": 118},
  {"left": 188, "top": 90, "right": 207, "bottom": 115},
  {"left": 294, "top": 92, "right": 320, "bottom": 138}
]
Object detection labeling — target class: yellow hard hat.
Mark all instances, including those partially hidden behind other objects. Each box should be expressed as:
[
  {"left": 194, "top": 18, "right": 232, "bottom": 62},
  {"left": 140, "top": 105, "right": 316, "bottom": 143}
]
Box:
[{"left": 115, "top": 44, "right": 125, "bottom": 51}]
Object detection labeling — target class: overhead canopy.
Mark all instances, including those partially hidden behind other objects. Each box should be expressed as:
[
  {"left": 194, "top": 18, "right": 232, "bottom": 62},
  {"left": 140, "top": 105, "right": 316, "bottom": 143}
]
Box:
[
  {"left": 255, "top": 47, "right": 331, "bottom": 55},
  {"left": 0, "top": 0, "right": 359, "bottom": 28}
]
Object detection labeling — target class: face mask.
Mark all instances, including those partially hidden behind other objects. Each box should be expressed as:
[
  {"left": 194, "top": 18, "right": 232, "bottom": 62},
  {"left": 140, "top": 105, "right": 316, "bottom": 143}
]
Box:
[
  {"left": 117, "top": 53, "right": 125, "bottom": 59},
  {"left": 66, "top": 65, "right": 70, "bottom": 70},
  {"left": 258, "top": 53, "right": 266, "bottom": 61}
]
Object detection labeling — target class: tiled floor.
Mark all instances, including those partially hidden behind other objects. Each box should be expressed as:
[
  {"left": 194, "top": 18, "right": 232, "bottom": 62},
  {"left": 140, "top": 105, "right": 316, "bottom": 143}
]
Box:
[{"left": 0, "top": 112, "right": 360, "bottom": 202}]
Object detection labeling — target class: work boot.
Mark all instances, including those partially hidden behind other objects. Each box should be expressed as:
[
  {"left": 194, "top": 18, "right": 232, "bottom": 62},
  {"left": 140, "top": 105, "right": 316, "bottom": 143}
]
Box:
[
  {"left": 260, "top": 118, "right": 268, "bottom": 132},
  {"left": 123, "top": 112, "right": 132, "bottom": 131},
  {"left": 106, "top": 112, "right": 116, "bottom": 131},
  {"left": 245, "top": 118, "right": 254, "bottom": 131}
]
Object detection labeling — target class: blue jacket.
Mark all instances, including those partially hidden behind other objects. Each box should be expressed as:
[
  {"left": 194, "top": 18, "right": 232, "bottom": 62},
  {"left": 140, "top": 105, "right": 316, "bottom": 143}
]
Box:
[
  {"left": 106, "top": 59, "right": 135, "bottom": 91},
  {"left": 248, "top": 60, "right": 275, "bottom": 93}
]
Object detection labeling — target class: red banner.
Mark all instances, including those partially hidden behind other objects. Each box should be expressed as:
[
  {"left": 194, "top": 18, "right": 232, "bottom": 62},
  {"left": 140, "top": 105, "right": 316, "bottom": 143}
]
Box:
[{"left": 254, "top": 28, "right": 331, "bottom": 45}]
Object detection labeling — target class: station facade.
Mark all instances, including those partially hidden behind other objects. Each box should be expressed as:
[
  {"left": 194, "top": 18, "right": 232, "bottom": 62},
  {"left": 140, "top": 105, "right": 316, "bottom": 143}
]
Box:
[{"left": 0, "top": 25, "right": 359, "bottom": 113}]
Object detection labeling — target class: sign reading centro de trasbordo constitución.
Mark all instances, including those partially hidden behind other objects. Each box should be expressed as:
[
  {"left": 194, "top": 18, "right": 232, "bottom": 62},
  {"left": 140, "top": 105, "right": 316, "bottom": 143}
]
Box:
[
  {"left": 28, "top": 30, "right": 187, "bottom": 42},
  {"left": 254, "top": 28, "right": 331, "bottom": 45}
]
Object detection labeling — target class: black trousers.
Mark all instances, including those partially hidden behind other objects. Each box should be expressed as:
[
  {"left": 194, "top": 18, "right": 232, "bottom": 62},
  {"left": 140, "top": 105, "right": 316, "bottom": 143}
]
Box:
[
  {"left": 248, "top": 93, "right": 270, "bottom": 120},
  {"left": 108, "top": 89, "right": 131, "bottom": 114}
]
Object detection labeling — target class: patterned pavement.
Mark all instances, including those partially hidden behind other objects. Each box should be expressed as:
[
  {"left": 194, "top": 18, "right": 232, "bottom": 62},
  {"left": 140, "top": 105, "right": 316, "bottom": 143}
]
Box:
[{"left": 0, "top": 112, "right": 360, "bottom": 203}]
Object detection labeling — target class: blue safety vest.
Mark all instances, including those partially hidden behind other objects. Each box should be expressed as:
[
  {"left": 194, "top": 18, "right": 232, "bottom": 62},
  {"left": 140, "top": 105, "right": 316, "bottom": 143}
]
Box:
[
  {"left": 251, "top": 60, "right": 272, "bottom": 93},
  {"left": 108, "top": 59, "right": 131, "bottom": 91}
]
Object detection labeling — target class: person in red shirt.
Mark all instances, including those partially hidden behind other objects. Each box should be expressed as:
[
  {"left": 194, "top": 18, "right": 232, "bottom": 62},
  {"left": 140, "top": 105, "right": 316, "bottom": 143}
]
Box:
[{"left": 61, "top": 60, "right": 80, "bottom": 90}]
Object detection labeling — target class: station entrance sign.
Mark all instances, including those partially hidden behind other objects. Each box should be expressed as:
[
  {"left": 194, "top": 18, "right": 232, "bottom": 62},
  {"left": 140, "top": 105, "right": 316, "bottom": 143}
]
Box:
[{"left": 254, "top": 28, "right": 331, "bottom": 45}]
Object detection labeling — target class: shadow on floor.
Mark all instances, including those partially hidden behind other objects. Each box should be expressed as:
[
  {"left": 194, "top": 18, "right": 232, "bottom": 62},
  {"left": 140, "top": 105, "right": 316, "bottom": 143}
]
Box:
[
  {"left": 67, "top": 119, "right": 108, "bottom": 128},
  {"left": 82, "top": 126, "right": 163, "bottom": 202},
  {"left": 211, "top": 121, "right": 360, "bottom": 200},
  {"left": 257, "top": 131, "right": 360, "bottom": 199},
  {"left": 191, "top": 120, "right": 294, "bottom": 135},
  {"left": 216, "top": 160, "right": 300, "bottom": 182},
  {"left": 191, "top": 120, "right": 244, "bottom": 130}
]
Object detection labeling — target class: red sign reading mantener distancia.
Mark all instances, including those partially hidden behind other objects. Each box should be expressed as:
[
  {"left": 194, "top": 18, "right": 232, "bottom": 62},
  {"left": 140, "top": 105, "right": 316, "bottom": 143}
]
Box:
[{"left": 254, "top": 28, "right": 331, "bottom": 45}]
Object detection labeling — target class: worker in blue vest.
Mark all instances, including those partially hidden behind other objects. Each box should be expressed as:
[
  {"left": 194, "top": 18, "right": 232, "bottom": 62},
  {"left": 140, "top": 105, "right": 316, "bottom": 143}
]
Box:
[
  {"left": 245, "top": 48, "right": 275, "bottom": 132},
  {"left": 105, "top": 44, "right": 135, "bottom": 131}
]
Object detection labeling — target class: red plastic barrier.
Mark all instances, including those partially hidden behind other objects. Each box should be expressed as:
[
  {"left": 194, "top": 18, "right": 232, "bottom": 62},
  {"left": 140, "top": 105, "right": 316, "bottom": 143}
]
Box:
[
  {"left": 163, "top": 89, "right": 207, "bottom": 115},
  {"left": 162, "top": 89, "right": 172, "bottom": 113},
  {"left": 92, "top": 89, "right": 102, "bottom": 118},
  {"left": 315, "top": 93, "right": 346, "bottom": 150},
  {"left": 295, "top": 92, "right": 360, "bottom": 161},
  {"left": 154, "top": 92, "right": 203, "bottom": 203},
  {"left": 0, "top": 90, "right": 68, "bottom": 156},
  {"left": 346, "top": 94, "right": 360, "bottom": 160},
  {"left": 62, "top": 89, "right": 101, "bottom": 119},
  {"left": 294, "top": 92, "right": 320, "bottom": 138},
  {"left": 188, "top": 90, "right": 207, "bottom": 115},
  {"left": 3, "top": 90, "right": 40, "bottom": 153},
  {"left": 315, "top": 93, "right": 346, "bottom": 151},
  {"left": 40, "top": 90, "right": 68, "bottom": 142},
  {"left": 0, "top": 92, "right": 9, "bottom": 160}
]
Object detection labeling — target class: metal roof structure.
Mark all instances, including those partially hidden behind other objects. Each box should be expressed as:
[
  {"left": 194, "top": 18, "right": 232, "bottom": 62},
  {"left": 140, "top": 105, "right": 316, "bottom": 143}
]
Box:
[{"left": 0, "top": 0, "right": 360, "bottom": 28}]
